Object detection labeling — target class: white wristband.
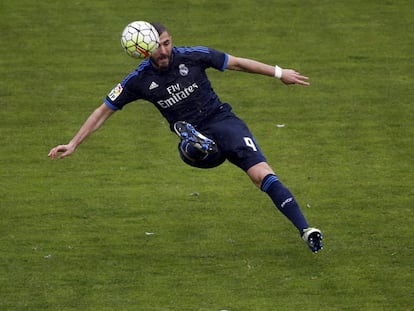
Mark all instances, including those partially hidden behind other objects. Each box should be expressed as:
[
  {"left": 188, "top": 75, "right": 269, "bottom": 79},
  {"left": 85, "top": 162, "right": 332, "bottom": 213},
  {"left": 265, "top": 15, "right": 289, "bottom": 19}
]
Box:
[{"left": 274, "top": 65, "right": 283, "bottom": 79}]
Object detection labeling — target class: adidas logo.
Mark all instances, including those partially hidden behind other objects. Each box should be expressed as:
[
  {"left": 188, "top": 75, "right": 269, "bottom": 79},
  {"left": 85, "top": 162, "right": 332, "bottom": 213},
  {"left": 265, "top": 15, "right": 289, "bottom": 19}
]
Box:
[{"left": 149, "top": 81, "right": 159, "bottom": 90}]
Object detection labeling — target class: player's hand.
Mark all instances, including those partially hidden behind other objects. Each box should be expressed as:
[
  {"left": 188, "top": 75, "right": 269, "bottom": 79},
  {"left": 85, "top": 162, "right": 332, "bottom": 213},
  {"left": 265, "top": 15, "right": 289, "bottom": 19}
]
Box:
[
  {"left": 48, "top": 144, "right": 75, "bottom": 160},
  {"left": 281, "top": 69, "right": 310, "bottom": 86}
]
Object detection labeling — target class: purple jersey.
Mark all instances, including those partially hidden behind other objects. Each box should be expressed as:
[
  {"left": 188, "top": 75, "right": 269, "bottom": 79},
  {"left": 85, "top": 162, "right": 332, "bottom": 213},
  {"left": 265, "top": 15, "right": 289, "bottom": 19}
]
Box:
[{"left": 105, "top": 46, "right": 229, "bottom": 127}]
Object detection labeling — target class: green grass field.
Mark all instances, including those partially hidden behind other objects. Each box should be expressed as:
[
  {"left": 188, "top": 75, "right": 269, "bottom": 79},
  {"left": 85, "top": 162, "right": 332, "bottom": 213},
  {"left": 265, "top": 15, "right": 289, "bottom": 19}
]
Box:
[{"left": 1, "top": 0, "right": 413, "bottom": 310}]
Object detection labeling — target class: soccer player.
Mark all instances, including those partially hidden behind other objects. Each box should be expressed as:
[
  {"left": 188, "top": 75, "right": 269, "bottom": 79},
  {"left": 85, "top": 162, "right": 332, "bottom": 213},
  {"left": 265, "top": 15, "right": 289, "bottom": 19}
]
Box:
[{"left": 48, "top": 23, "right": 323, "bottom": 252}]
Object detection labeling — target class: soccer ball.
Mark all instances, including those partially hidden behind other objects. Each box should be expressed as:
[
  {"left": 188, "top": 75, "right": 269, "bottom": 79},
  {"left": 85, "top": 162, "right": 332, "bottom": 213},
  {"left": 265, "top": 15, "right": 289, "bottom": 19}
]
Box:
[{"left": 120, "top": 21, "right": 159, "bottom": 59}]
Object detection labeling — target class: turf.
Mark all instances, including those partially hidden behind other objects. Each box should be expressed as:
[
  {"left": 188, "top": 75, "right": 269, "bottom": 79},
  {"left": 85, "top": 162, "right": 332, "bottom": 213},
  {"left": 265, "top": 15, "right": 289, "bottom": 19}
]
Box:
[{"left": 1, "top": 0, "right": 413, "bottom": 310}]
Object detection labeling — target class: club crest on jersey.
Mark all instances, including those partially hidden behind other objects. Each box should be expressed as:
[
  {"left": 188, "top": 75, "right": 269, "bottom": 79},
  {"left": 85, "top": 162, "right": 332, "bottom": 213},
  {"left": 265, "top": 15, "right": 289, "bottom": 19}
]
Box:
[
  {"left": 179, "top": 64, "right": 189, "bottom": 76},
  {"left": 108, "top": 83, "right": 123, "bottom": 100}
]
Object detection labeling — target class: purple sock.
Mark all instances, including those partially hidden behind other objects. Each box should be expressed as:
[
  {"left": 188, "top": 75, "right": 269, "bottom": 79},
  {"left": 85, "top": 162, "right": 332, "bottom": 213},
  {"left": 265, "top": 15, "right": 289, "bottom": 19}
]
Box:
[{"left": 261, "top": 174, "right": 309, "bottom": 234}]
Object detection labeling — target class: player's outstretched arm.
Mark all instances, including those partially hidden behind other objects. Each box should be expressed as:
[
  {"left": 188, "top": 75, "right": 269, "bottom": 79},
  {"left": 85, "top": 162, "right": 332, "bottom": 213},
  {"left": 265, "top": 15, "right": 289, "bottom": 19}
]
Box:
[
  {"left": 226, "top": 55, "right": 309, "bottom": 86},
  {"left": 48, "top": 103, "right": 115, "bottom": 160}
]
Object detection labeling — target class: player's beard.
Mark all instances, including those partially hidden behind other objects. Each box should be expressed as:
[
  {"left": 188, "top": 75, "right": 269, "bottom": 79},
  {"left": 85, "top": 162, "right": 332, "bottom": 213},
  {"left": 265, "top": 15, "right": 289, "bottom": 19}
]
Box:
[{"left": 151, "top": 53, "right": 172, "bottom": 70}]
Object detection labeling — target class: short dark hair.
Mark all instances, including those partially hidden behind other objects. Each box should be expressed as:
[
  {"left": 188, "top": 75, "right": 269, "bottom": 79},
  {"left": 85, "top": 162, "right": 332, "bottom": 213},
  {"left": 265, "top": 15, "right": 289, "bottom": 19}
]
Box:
[{"left": 151, "top": 22, "right": 168, "bottom": 36}]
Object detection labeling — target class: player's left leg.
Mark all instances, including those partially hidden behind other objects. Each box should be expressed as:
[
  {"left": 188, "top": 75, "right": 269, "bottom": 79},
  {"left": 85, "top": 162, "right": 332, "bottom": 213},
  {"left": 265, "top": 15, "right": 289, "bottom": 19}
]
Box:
[
  {"left": 247, "top": 162, "right": 323, "bottom": 253},
  {"left": 206, "top": 116, "right": 323, "bottom": 251},
  {"left": 247, "top": 162, "right": 310, "bottom": 233}
]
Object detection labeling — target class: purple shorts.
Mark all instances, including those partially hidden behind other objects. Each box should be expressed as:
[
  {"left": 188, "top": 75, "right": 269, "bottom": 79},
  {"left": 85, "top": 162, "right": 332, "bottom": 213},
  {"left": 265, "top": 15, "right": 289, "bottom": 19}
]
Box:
[{"left": 178, "top": 103, "right": 266, "bottom": 171}]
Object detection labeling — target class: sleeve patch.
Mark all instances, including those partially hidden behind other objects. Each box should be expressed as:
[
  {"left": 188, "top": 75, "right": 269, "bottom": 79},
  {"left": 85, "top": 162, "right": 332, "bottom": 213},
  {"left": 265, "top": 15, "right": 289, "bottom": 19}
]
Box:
[{"left": 108, "top": 83, "right": 123, "bottom": 101}]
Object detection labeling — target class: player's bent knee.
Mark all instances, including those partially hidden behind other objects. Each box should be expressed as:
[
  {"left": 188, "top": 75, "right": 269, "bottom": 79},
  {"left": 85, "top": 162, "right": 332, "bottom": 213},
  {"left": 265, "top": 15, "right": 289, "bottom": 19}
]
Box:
[{"left": 178, "top": 145, "right": 225, "bottom": 169}]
